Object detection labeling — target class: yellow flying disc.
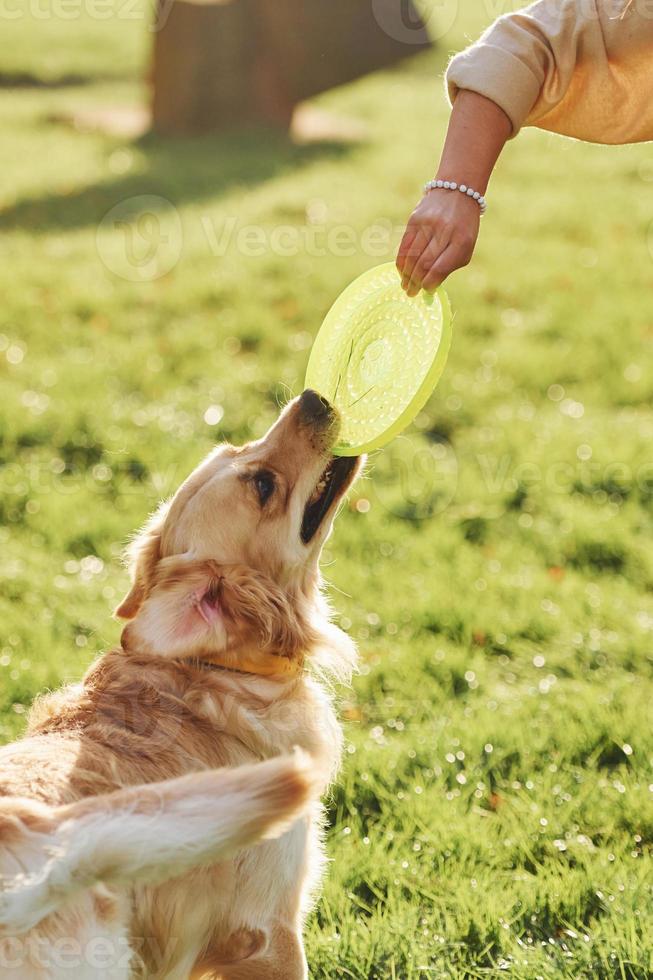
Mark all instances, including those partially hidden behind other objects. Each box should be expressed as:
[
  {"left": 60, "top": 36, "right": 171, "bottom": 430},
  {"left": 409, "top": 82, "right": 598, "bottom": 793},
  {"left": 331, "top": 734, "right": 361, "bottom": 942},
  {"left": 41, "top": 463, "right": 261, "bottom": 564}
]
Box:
[{"left": 305, "top": 262, "right": 452, "bottom": 456}]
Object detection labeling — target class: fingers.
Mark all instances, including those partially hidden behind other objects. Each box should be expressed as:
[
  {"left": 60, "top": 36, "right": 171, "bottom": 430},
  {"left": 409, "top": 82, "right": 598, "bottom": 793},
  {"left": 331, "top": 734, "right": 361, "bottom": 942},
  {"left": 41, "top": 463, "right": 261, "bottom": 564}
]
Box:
[
  {"left": 397, "top": 226, "right": 430, "bottom": 291},
  {"left": 405, "top": 239, "right": 441, "bottom": 297},
  {"left": 422, "top": 240, "right": 473, "bottom": 292},
  {"left": 396, "top": 225, "right": 418, "bottom": 278}
]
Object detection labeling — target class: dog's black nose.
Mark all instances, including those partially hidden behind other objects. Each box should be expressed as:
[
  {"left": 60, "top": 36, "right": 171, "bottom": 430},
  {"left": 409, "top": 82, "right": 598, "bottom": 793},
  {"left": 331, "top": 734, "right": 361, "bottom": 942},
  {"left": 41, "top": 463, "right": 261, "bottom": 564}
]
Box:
[{"left": 298, "top": 389, "right": 334, "bottom": 427}]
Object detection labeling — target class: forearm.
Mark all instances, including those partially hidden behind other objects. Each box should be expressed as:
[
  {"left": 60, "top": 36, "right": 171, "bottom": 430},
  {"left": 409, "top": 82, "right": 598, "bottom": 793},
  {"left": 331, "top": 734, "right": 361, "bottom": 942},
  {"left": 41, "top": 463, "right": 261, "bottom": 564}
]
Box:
[
  {"left": 396, "top": 91, "right": 511, "bottom": 295},
  {"left": 435, "top": 90, "right": 511, "bottom": 194}
]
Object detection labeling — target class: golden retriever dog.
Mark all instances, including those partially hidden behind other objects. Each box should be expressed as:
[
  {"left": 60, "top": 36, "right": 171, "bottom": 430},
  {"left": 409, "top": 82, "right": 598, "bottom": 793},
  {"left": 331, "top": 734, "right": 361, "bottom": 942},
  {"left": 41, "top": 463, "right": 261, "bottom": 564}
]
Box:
[{"left": 0, "top": 390, "right": 362, "bottom": 979}]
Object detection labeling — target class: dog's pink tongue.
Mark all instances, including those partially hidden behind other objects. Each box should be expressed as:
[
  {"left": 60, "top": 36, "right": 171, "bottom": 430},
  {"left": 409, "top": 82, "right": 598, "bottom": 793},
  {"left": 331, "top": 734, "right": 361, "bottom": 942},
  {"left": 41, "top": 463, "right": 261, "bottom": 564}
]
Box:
[{"left": 197, "top": 594, "right": 221, "bottom": 626}]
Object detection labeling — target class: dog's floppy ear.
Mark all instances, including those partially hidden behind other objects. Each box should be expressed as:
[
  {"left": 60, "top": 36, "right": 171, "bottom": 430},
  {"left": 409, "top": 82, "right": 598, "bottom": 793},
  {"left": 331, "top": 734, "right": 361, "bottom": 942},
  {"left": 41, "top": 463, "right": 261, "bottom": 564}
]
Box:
[
  {"left": 114, "top": 504, "right": 168, "bottom": 620},
  {"left": 120, "top": 559, "right": 316, "bottom": 665},
  {"left": 120, "top": 557, "right": 227, "bottom": 658}
]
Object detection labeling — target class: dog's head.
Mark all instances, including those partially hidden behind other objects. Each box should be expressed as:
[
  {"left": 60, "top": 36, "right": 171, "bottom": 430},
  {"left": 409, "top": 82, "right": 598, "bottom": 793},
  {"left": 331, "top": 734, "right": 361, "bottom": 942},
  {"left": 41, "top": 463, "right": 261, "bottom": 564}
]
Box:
[{"left": 116, "top": 391, "right": 362, "bottom": 675}]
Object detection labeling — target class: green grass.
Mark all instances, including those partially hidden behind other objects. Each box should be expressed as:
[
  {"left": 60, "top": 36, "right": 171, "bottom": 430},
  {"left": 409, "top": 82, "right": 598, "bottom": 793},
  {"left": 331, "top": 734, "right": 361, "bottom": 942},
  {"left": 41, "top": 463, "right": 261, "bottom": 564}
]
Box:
[{"left": 2, "top": 8, "right": 653, "bottom": 978}]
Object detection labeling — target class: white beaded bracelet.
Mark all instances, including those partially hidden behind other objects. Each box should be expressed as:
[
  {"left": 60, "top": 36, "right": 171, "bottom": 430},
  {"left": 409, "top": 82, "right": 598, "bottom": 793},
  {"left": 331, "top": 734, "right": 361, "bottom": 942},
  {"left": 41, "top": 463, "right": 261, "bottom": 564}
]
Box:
[{"left": 424, "top": 178, "right": 487, "bottom": 215}]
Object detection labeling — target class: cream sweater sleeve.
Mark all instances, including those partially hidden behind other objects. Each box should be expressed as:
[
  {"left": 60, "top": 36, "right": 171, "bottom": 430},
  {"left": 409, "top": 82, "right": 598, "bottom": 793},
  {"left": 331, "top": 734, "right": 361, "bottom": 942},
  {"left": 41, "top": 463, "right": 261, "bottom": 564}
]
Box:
[{"left": 446, "top": 0, "right": 653, "bottom": 144}]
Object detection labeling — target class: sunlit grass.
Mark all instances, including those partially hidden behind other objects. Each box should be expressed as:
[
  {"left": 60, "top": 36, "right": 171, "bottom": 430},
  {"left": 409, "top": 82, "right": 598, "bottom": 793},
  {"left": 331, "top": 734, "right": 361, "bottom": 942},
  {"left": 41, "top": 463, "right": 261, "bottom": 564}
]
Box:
[{"left": 1, "top": 6, "right": 653, "bottom": 977}]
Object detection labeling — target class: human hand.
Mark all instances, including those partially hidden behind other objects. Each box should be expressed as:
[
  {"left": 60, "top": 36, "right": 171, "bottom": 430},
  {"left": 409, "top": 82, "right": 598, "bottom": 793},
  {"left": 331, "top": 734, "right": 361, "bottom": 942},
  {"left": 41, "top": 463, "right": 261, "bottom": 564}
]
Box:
[{"left": 396, "top": 189, "right": 481, "bottom": 296}]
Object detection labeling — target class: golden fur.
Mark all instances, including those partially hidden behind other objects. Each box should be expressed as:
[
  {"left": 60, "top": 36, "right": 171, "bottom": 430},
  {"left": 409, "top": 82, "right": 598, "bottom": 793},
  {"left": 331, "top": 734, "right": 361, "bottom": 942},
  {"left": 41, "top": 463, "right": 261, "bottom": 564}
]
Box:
[{"left": 0, "top": 393, "right": 361, "bottom": 979}]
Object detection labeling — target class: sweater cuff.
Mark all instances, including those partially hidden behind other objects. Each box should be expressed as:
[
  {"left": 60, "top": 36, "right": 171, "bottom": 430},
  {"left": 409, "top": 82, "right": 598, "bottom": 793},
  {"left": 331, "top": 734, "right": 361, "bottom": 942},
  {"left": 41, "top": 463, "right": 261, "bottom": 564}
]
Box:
[{"left": 446, "top": 45, "right": 543, "bottom": 137}]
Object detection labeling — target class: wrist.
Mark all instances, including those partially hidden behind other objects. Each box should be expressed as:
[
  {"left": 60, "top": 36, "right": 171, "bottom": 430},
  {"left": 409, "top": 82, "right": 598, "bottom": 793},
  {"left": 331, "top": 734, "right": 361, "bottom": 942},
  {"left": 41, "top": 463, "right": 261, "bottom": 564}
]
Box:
[
  {"left": 424, "top": 178, "right": 487, "bottom": 215},
  {"left": 435, "top": 170, "right": 489, "bottom": 196}
]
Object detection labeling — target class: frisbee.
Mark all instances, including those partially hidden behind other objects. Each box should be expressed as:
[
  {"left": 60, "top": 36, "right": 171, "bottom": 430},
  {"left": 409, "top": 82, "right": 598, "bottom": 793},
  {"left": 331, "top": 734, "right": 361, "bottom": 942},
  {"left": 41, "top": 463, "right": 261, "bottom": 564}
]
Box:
[{"left": 305, "top": 262, "right": 452, "bottom": 456}]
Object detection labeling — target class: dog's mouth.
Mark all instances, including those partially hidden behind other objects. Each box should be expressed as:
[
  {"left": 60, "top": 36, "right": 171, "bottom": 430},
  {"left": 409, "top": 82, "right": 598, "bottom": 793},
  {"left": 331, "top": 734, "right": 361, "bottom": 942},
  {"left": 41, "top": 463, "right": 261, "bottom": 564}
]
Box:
[{"left": 300, "top": 456, "right": 359, "bottom": 544}]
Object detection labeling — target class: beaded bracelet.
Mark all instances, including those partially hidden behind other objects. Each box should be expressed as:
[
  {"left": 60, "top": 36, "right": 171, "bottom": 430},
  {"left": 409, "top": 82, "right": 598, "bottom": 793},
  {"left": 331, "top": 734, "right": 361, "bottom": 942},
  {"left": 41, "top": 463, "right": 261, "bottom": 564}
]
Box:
[{"left": 424, "top": 178, "right": 487, "bottom": 215}]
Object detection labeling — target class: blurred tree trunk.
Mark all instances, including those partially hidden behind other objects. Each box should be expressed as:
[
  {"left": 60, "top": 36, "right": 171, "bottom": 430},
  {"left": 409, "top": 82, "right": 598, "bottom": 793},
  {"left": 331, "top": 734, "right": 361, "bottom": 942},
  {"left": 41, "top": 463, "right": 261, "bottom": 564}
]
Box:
[{"left": 151, "top": 0, "right": 431, "bottom": 136}]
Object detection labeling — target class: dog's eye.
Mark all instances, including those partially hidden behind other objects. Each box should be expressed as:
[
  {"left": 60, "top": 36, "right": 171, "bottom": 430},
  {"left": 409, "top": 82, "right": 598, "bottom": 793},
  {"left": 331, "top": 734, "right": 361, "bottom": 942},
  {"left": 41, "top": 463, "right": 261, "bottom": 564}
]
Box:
[{"left": 253, "top": 470, "right": 275, "bottom": 505}]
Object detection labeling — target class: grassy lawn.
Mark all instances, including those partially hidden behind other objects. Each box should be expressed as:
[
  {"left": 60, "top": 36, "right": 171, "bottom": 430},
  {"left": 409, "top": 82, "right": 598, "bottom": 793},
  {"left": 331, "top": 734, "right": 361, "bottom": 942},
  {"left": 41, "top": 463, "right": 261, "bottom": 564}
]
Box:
[{"left": 2, "top": 5, "right": 653, "bottom": 978}]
